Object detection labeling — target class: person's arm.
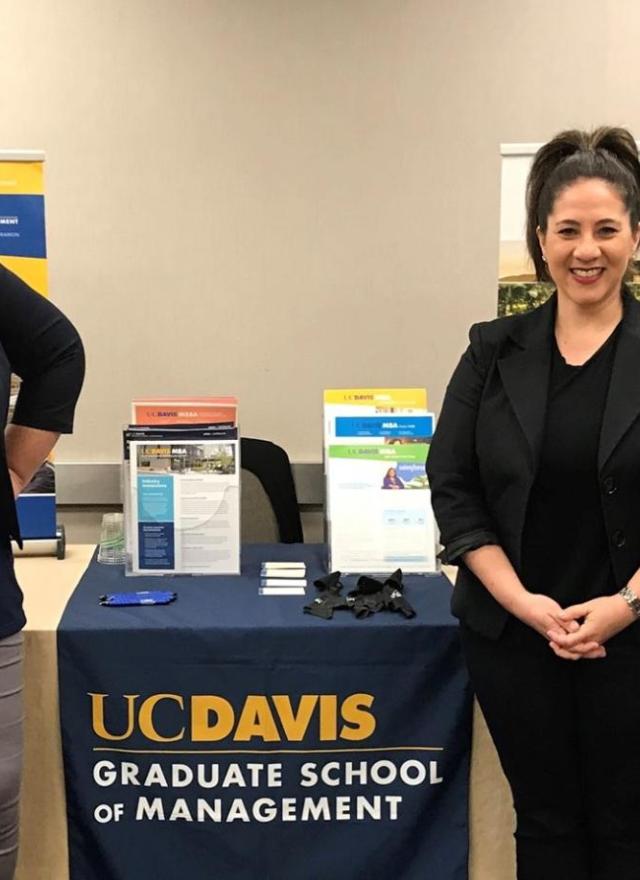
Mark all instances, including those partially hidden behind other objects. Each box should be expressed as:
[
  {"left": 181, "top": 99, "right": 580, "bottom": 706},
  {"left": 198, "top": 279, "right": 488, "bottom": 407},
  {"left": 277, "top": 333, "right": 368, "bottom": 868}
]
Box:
[
  {"left": 428, "top": 323, "right": 602, "bottom": 657},
  {"left": 462, "top": 544, "right": 605, "bottom": 657},
  {"left": 0, "top": 266, "right": 84, "bottom": 506},
  {"left": 0, "top": 265, "right": 84, "bottom": 437},
  {"left": 426, "top": 323, "right": 500, "bottom": 564},
  {"left": 4, "top": 425, "right": 60, "bottom": 497}
]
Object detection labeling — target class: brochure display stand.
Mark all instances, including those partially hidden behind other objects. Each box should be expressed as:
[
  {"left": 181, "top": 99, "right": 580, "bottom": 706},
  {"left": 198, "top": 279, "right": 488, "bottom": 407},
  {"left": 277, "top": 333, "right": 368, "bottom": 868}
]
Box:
[
  {"left": 324, "top": 389, "right": 437, "bottom": 574},
  {"left": 1, "top": 150, "right": 65, "bottom": 558},
  {"left": 123, "top": 399, "right": 240, "bottom": 575}
]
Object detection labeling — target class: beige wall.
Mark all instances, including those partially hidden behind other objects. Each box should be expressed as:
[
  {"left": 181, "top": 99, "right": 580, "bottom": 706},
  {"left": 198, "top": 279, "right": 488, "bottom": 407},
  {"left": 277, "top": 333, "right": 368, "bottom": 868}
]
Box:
[{"left": 4, "top": 0, "right": 640, "bottom": 465}]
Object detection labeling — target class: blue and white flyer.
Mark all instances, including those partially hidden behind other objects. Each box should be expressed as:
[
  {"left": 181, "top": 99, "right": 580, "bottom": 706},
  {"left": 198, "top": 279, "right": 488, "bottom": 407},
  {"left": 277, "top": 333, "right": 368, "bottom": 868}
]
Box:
[
  {"left": 324, "top": 389, "right": 437, "bottom": 574},
  {"left": 128, "top": 432, "right": 240, "bottom": 575}
]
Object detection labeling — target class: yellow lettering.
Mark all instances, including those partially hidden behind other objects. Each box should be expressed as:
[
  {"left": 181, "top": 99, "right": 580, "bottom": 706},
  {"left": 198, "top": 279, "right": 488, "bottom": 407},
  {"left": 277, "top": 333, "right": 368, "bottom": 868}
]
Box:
[
  {"left": 191, "top": 696, "right": 235, "bottom": 742},
  {"left": 271, "top": 695, "right": 318, "bottom": 741},
  {"left": 339, "top": 693, "right": 376, "bottom": 740},
  {"left": 235, "top": 696, "right": 279, "bottom": 741},
  {"left": 319, "top": 694, "right": 338, "bottom": 741},
  {"left": 90, "top": 693, "right": 138, "bottom": 741},
  {"left": 138, "top": 694, "right": 185, "bottom": 742}
]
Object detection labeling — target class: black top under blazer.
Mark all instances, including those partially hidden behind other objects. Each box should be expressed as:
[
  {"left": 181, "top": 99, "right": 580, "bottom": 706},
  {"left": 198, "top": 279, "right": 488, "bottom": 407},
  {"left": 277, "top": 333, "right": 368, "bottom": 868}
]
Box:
[
  {"left": 426, "top": 289, "right": 640, "bottom": 640},
  {"left": 0, "top": 264, "right": 84, "bottom": 637}
]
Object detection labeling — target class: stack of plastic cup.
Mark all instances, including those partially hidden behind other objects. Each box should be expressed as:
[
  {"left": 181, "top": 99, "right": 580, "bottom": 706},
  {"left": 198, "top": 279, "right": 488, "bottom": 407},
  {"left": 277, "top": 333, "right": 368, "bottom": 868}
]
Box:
[{"left": 97, "top": 512, "right": 126, "bottom": 565}]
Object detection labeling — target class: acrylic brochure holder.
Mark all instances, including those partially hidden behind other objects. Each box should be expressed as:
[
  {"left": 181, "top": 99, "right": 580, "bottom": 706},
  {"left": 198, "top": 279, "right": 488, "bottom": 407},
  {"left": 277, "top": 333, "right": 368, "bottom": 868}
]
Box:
[
  {"left": 123, "top": 417, "right": 240, "bottom": 576},
  {"left": 323, "top": 388, "right": 438, "bottom": 575}
]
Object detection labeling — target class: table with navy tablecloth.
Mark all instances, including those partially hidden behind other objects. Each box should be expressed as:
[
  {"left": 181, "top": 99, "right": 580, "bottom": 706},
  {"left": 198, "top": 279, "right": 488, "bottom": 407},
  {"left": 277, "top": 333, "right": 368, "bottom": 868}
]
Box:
[{"left": 56, "top": 543, "right": 472, "bottom": 880}]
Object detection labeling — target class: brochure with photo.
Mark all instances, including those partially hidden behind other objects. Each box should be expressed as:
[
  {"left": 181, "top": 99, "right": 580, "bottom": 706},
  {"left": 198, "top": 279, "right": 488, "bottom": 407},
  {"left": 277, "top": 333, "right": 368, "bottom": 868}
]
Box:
[
  {"left": 123, "top": 424, "right": 240, "bottom": 576},
  {"left": 323, "top": 389, "right": 437, "bottom": 574}
]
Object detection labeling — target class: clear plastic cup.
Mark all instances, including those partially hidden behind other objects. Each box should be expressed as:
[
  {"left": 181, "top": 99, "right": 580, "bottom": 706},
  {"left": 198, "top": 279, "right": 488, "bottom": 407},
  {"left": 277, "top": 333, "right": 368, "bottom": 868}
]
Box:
[{"left": 97, "top": 512, "right": 125, "bottom": 564}]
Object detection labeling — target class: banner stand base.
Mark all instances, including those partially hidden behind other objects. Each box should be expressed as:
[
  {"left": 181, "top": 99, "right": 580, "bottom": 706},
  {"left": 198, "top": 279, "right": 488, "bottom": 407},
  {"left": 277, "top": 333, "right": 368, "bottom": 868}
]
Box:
[{"left": 12, "top": 525, "right": 66, "bottom": 560}]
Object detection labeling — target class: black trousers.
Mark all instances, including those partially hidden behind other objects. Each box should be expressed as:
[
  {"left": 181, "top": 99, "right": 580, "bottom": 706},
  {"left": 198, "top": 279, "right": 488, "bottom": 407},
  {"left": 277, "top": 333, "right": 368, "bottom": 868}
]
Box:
[{"left": 461, "top": 618, "right": 640, "bottom": 880}]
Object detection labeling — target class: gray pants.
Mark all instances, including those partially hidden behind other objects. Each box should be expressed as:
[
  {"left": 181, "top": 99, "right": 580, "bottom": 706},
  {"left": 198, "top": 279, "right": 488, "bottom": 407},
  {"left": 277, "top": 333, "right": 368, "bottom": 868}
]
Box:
[{"left": 0, "top": 634, "right": 22, "bottom": 880}]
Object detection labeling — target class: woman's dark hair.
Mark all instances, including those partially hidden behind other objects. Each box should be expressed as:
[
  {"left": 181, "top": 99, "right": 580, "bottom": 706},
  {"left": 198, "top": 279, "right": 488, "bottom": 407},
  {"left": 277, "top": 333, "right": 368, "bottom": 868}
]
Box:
[{"left": 525, "top": 127, "right": 640, "bottom": 281}]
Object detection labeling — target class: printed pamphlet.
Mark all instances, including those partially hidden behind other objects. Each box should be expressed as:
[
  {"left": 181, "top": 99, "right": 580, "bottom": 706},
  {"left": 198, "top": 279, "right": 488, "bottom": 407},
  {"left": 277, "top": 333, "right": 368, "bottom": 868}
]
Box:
[{"left": 324, "top": 389, "right": 437, "bottom": 573}]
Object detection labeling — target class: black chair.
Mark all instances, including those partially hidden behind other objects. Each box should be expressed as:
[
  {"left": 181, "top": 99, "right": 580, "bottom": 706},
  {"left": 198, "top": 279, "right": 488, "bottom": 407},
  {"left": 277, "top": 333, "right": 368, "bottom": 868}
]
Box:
[{"left": 240, "top": 438, "right": 304, "bottom": 543}]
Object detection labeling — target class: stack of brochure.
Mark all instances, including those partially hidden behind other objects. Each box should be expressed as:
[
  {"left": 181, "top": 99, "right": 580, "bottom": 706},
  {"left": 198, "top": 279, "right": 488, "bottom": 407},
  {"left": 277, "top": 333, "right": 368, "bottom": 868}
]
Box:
[
  {"left": 259, "top": 561, "right": 307, "bottom": 596},
  {"left": 123, "top": 398, "right": 240, "bottom": 576},
  {"left": 324, "top": 389, "right": 437, "bottom": 574}
]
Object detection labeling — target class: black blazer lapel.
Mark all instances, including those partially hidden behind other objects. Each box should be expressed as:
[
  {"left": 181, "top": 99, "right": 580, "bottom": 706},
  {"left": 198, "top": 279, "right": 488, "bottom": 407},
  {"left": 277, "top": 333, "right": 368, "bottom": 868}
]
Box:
[
  {"left": 497, "top": 295, "right": 555, "bottom": 473},
  {"left": 599, "top": 291, "right": 640, "bottom": 472}
]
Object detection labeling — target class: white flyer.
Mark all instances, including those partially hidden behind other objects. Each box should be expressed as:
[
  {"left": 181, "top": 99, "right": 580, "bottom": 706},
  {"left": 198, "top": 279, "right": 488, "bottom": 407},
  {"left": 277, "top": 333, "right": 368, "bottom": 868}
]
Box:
[
  {"left": 128, "top": 435, "right": 240, "bottom": 575},
  {"left": 324, "top": 389, "right": 437, "bottom": 574}
]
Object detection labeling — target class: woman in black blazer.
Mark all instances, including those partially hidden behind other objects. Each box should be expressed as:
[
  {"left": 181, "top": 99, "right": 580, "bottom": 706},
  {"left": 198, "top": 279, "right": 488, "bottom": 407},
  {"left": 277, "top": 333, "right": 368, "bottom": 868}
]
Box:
[
  {"left": 0, "top": 263, "right": 84, "bottom": 879},
  {"left": 427, "top": 128, "right": 640, "bottom": 880}
]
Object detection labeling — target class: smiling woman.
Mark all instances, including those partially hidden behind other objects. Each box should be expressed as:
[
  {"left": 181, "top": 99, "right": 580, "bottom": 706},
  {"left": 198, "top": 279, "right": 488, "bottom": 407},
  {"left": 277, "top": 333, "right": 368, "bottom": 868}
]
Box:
[
  {"left": 528, "top": 130, "right": 640, "bottom": 365},
  {"left": 427, "top": 126, "right": 640, "bottom": 880},
  {"left": 539, "top": 178, "right": 639, "bottom": 304},
  {"left": 539, "top": 176, "right": 640, "bottom": 364}
]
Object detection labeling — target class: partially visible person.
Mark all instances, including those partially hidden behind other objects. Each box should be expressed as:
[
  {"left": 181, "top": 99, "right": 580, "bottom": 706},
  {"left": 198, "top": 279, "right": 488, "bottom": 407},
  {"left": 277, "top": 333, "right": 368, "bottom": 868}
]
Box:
[
  {"left": 427, "top": 127, "right": 640, "bottom": 879},
  {"left": 382, "top": 467, "right": 404, "bottom": 489},
  {"left": 0, "top": 263, "right": 84, "bottom": 879},
  {"left": 21, "top": 460, "right": 55, "bottom": 494}
]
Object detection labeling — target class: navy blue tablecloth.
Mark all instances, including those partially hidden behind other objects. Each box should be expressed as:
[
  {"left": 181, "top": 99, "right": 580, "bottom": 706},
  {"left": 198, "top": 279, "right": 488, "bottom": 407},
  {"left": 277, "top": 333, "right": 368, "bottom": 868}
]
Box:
[{"left": 58, "top": 545, "right": 471, "bottom": 880}]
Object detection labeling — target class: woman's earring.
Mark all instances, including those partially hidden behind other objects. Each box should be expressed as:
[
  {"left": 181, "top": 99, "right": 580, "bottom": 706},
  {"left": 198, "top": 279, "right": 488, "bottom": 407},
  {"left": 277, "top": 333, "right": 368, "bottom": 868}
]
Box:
[{"left": 542, "top": 254, "right": 547, "bottom": 263}]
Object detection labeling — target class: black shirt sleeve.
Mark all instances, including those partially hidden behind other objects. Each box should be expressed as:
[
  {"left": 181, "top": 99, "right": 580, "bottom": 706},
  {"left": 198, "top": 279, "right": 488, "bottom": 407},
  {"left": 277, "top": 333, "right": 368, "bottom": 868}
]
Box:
[
  {"left": 0, "top": 264, "right": 85, "bottom": 433},
  {"left": 426, "top": 321, "right": 499, "bottom": 564}
]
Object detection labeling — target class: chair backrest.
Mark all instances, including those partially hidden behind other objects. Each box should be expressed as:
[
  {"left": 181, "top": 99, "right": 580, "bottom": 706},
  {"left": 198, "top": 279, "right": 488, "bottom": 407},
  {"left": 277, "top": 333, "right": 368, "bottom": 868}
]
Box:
[
  {"left": 240, "top": 438, "right": 304, "bottom": 543},
  {"left": 241, "top": 469, "right": 280, "bottom": 543}
]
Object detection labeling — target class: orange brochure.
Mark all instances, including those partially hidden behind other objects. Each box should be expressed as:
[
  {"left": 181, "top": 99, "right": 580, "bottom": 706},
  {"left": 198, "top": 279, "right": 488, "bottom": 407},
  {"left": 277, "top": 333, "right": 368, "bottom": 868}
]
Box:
[{"left": 131, "top": 397, "right": 238, "bottom": 426}]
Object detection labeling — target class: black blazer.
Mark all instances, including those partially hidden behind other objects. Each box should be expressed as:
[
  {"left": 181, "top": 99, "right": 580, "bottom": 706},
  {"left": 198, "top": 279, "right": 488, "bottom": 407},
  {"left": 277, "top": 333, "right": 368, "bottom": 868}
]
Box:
[
  {"left": 0, "top": 264, "right": 85, "bottom": 548},
  {"left": 0, "top": 264, "right": 84, "bottom": 638},
  {"left": 426, "top": 290, "right": 640, "bottom": 639}
]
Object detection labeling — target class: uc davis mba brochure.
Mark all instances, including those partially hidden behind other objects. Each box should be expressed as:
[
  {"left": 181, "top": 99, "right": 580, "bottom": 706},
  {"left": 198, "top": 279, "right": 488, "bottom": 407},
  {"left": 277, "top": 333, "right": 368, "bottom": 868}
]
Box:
[
  {"left": 128, "top": 429, "right": 239, "bottom": 575},
  {"left": 130, "top": 397, "right": 238, "bottom": 427},
  {"left": 327, "top": 443, "right": 436, "bottom": 574},
  {"left": 323, "top": 389, "right": 436, "bottom": 574}
]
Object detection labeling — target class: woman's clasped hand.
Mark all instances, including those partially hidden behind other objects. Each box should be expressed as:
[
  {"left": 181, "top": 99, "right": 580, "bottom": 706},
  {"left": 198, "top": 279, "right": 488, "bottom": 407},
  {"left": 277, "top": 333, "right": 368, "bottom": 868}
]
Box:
[{"left": 545, "top": 594, "right": 636, "bottom": 659}]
